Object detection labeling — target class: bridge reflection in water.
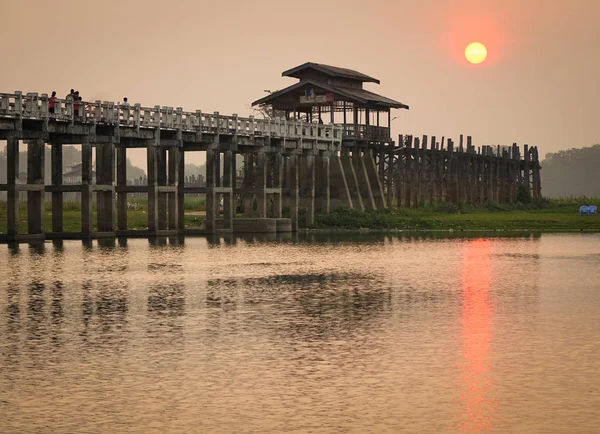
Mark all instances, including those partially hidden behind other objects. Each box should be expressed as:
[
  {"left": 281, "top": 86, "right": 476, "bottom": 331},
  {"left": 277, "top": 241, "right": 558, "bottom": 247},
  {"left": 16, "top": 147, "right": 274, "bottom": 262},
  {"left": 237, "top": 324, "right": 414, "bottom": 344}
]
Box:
[{"left": 460, "top": 239, "right": 497, "bottom": 432}]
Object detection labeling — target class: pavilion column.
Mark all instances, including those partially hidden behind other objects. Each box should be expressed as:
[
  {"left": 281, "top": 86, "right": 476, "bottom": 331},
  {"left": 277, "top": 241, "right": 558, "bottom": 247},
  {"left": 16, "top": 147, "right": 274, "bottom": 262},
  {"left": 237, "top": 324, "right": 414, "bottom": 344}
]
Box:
[
  {"left": 81, "top": 143, "right": 93, "bottom": 237},
  {"left": 117, "top": 145, "right": 127, "bottom": 231},
  {"left": 168, "top": 146, "right": 180, "bottom": 230},
  {"left": 6, "top": 137, "right": 19, "bottom": 239},
  {"left": 27, "top": 139, "right": 45, "bottom": 235},
  {"left": 51, "top": 141, "right": 63, "bottom": 233}
]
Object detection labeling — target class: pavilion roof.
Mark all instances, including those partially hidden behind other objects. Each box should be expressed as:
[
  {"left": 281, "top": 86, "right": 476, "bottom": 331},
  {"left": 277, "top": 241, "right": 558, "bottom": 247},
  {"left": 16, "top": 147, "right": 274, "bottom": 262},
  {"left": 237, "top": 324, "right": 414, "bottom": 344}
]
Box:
[
  {"left": 252, "top": 79, "right": 409, "bottom": 110},
  {"left": 282, "top": 62, "right": 381, "bottom": 84}
]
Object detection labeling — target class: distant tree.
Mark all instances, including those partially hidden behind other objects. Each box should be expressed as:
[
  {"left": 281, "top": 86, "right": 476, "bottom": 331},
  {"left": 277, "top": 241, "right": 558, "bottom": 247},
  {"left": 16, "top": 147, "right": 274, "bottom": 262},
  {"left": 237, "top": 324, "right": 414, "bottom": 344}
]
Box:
[{"left": 542, "top": 144, "right": 600, "bottom": 197}]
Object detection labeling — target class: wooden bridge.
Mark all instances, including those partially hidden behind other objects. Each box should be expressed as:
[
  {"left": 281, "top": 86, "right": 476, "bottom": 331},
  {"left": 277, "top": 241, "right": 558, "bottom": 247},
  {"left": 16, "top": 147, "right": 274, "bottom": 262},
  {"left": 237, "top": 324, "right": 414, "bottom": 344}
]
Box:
[{"left": 0, "top": 90, "right": 541, "bottom": 242}]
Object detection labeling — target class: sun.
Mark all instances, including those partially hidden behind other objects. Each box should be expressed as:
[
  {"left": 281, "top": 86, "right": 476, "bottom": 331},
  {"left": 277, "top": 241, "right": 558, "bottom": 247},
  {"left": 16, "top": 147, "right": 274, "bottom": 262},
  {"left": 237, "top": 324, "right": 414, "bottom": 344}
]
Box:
[{"left": 465, "top": 42, "right": 487, "bottom": 64}]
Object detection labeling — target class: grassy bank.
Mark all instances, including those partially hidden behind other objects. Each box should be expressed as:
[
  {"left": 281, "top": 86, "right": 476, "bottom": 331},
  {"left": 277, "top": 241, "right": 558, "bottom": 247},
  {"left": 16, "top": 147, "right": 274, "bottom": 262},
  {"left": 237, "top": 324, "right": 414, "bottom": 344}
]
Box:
[
  {"left": 1, "top": 198, "right": 599, "bottom": 233},
  {"left": 314, "top": 199, "right": 600, "bottom": 231}
]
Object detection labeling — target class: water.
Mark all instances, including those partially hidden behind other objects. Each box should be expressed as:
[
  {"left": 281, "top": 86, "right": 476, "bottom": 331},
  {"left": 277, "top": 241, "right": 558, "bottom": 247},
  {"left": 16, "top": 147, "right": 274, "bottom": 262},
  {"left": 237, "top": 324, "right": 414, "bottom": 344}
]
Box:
[{"left": 1, "top": 233, "right": 599, "bottom": 433}]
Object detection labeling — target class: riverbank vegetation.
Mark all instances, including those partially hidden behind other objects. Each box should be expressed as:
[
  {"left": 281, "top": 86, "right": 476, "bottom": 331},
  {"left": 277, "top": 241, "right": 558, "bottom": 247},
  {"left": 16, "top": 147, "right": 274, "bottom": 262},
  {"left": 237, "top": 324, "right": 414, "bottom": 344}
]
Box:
[{"left": 1, "top": 197, "right": 599, "bottom": 233}]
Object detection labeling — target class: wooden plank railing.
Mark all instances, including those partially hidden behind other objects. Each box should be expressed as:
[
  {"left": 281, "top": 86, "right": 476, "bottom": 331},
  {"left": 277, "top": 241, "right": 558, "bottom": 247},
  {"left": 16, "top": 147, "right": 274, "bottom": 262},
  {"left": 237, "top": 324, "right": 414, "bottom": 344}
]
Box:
[{"left": 0, "top": 91, "right": 343, "bottom": 143}]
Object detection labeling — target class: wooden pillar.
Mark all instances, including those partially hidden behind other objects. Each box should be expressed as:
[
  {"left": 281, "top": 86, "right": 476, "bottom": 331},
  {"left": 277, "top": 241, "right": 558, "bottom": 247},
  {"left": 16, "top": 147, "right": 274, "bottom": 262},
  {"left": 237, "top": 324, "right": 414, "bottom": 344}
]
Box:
[
  {"left": 395, "top": 135, "right": 404, "bottom": 208},
  {"left": 273, "top": 152, "right": 283, "bottom": 218},
  {"left": 81, "top": 143, "right": 93, "bottom": 236},
  {"left": 51, "top": 142, "right": 63, "bottom": 233},
  {"left": 255, "top": 151, "right": 267, "bottom": 218},
  {"left": 205, "top": 149, "right": 216, "bottom": 233},
  {"left": 289, "top": 154, "right": 299, "bottom": 232},
  {"left": 243, "top": 154, "right": 254, "bottom": 217},
  {"left": 27, "top": 139, "right": 45, "bottom": 235},
  {"left": 320, "top": 151, "right": 330, "bottom": 214},
  {"left": 386, "top": 146, "right": 395, "bottom": 207},
  {"left": 177, "top": 149, "right": 185, "bottom": 230},
  {"left": 147, "top": 145, "right": 159, "bottom": 232},
  {"left": 96, "top": 143, "right": 115, "bottom": 232},
  {"left": 533, "top": 147, "right": 542, "bottom": 200},
  {"left": 168, "top": 146, "right": 180, "bottom": 230},
  {"left": 303, "top": 152, "right": 315, "bottom": 226},
  {"left": 157, "top": 148, "right": 168, "bottom": 230},
  {"left": 117, "top": 145, "right": 127, "bottom": 231},
  {"left": 404, "top": 137, "right": 412, "bottom": 207},
  {"left": 523, "top": 144, "right": 531, "bottom": 199},
  {"left": 6, "top": 137, "right": 19, "bottom": 239},
  {"left": 430, "top": 138, "right": 437, "bottom": 205}
]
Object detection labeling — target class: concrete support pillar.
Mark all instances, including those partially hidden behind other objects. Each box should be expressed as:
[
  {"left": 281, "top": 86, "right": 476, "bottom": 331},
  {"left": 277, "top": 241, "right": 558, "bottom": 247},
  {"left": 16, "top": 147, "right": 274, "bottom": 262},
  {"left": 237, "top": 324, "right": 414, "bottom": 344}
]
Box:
[
  {"left": 27, "top": 139, "right": 45, "bottom": 235},
  {"left": 205, "top": 149, "right": 216, "bottom": 233},
  {"left": 117, "top": 146, "right": 127, "bottom": 231},
  {"left": 51, "top": 142, "right": 63, "bottom": 233},
  {"left": 157, "top": 148, "right": 168, "bottom": 230},
  {"left": 168, "top": 146, "right": 180, "bottom": 230},
  {"left": 147, "top": 146, "right": 159, "bottom": 232},
  {"left": 81, "top": 143, "right": 93, "bottom": 237},
  {"left": 255, "top": 152, "right": 267, "bottom": 218},
  {"left": 222, "top": 150, "right": 234, "bottom": 230},
  {"left": 289, "top": 154, "right": 299, "bottom": 232},
  {"left": 6, "top": 138, "right": 19, "bottom": 239}
]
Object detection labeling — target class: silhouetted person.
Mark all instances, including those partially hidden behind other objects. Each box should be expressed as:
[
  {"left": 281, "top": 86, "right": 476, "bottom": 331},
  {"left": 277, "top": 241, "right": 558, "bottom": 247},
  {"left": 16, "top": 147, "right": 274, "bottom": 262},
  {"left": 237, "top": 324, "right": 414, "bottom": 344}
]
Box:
[
  {"left": 121, "top": 97, "right": 130, "bottom": 107},
  {"left": 74, "top": 96, "right": 83, "bottom": 118},
  {"left": 49, "top": 91, "right": 57, "bottom": 114}
]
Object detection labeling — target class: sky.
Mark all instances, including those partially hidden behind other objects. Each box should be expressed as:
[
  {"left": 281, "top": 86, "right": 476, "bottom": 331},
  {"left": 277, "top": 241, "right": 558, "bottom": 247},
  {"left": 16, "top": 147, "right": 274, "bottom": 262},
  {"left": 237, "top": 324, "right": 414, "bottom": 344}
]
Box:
[{"left": 1, "top": 0, "right": 599, "bottom": 168}]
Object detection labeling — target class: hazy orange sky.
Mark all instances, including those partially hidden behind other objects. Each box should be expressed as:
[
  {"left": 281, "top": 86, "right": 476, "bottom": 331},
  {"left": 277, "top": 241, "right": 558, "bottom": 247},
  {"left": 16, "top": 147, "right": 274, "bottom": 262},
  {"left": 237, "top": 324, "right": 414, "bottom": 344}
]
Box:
[{"left": 2, "top": 0, "right": 599, "bottom": 167}]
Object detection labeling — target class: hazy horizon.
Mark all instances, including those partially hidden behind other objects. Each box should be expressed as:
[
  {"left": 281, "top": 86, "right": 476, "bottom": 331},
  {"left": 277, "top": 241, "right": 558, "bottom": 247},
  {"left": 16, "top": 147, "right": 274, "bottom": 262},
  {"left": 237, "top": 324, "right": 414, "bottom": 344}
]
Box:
[{"left": 1, "top": 0, "right": 598, "bottom": 168}]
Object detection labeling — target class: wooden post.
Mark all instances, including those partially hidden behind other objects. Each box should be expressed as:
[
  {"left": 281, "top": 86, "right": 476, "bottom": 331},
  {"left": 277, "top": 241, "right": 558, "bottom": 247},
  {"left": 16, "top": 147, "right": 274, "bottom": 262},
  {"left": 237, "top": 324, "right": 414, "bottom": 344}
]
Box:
[
  {"left": 321, "top": 151, "right": 330, "bottom": 214},
  {"left": 27, "top": 139, "right": 45, "bottom": 235},
  {"left": 273, "top": 152, "right": 283, "bottom": 218},
  {"left": 205, "top": 149, "right": 216, "bottom": 233},
  {"left": 117, "top": 145, "right": 127, "bottom": 231},
  {"left": 289, "top": 154, "right": 299, "bottom": 232},
  {"left": 177, "top": 149, "right": 186, "bottom": 230},
  {"left": 51, "top": 142, "right": 63, "bottom": 233},
  {"left": 157, "top": 148, "right": 168, "bottom": 230},
  {"left": 255, "top": 151, "right": 267, "bottom": 218},
  {"left": 147, "top": 145, "right": 159, "bottom": 233},
  {"left": 81, "top": 143, "right": 93, "bottom": 237},
  {"left": 168, "top": 146, "right": 180, "bottom": 230},
  {"left": 303, "top": 152, "right": 315, "bottom": 225},
  {"left": 6, "top": 137, "right": 19, "bottom": 239}
]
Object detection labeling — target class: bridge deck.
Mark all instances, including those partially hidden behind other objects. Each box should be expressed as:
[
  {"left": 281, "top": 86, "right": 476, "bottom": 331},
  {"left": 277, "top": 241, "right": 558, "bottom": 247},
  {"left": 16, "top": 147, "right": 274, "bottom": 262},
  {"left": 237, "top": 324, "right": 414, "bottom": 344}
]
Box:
[{"left": 0, "top": 91, "right": 343, "bottom": 148}]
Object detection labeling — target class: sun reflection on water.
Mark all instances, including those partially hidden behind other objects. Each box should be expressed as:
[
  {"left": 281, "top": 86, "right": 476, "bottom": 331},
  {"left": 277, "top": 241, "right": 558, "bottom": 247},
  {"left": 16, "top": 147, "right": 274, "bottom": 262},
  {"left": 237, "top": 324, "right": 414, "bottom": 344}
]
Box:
[{"left": 459, "top": 239, "right": 498, "bottom": 432}]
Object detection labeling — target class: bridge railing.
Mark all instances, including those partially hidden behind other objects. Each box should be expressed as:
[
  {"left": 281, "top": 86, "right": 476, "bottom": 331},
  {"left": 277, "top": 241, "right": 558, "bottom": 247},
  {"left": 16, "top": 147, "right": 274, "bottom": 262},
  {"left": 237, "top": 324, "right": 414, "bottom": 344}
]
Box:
[{"left": 0, "top": 91, "right": 343, "bottom": 143}]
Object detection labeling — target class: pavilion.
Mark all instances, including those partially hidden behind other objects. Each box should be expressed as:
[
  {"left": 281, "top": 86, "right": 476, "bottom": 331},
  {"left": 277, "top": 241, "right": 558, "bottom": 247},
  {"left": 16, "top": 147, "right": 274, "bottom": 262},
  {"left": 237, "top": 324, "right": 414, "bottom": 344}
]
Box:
[{"left": 252, "top": 62, "right": 409, "bottom": 144}]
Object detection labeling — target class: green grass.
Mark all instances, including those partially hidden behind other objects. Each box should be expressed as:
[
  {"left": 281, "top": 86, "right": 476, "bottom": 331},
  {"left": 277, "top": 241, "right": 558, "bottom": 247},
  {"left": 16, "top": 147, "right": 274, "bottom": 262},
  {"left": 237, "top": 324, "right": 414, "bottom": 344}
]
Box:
[
  {"left": 314, "top": 199, "right": 600, "bottom": 231},
  {"left": 0, "top": 200, "right": 208, "bottom": 233},
  {"left": 1, "top": 197, "right": 599, "bottom": 234}
]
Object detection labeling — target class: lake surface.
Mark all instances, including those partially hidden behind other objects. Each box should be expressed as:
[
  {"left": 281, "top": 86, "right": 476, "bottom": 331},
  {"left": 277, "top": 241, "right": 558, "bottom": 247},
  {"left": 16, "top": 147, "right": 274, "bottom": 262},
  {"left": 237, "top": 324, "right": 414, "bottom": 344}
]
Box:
[{"left": 1, "top": 233, "right": 599, "bottom": 433}]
